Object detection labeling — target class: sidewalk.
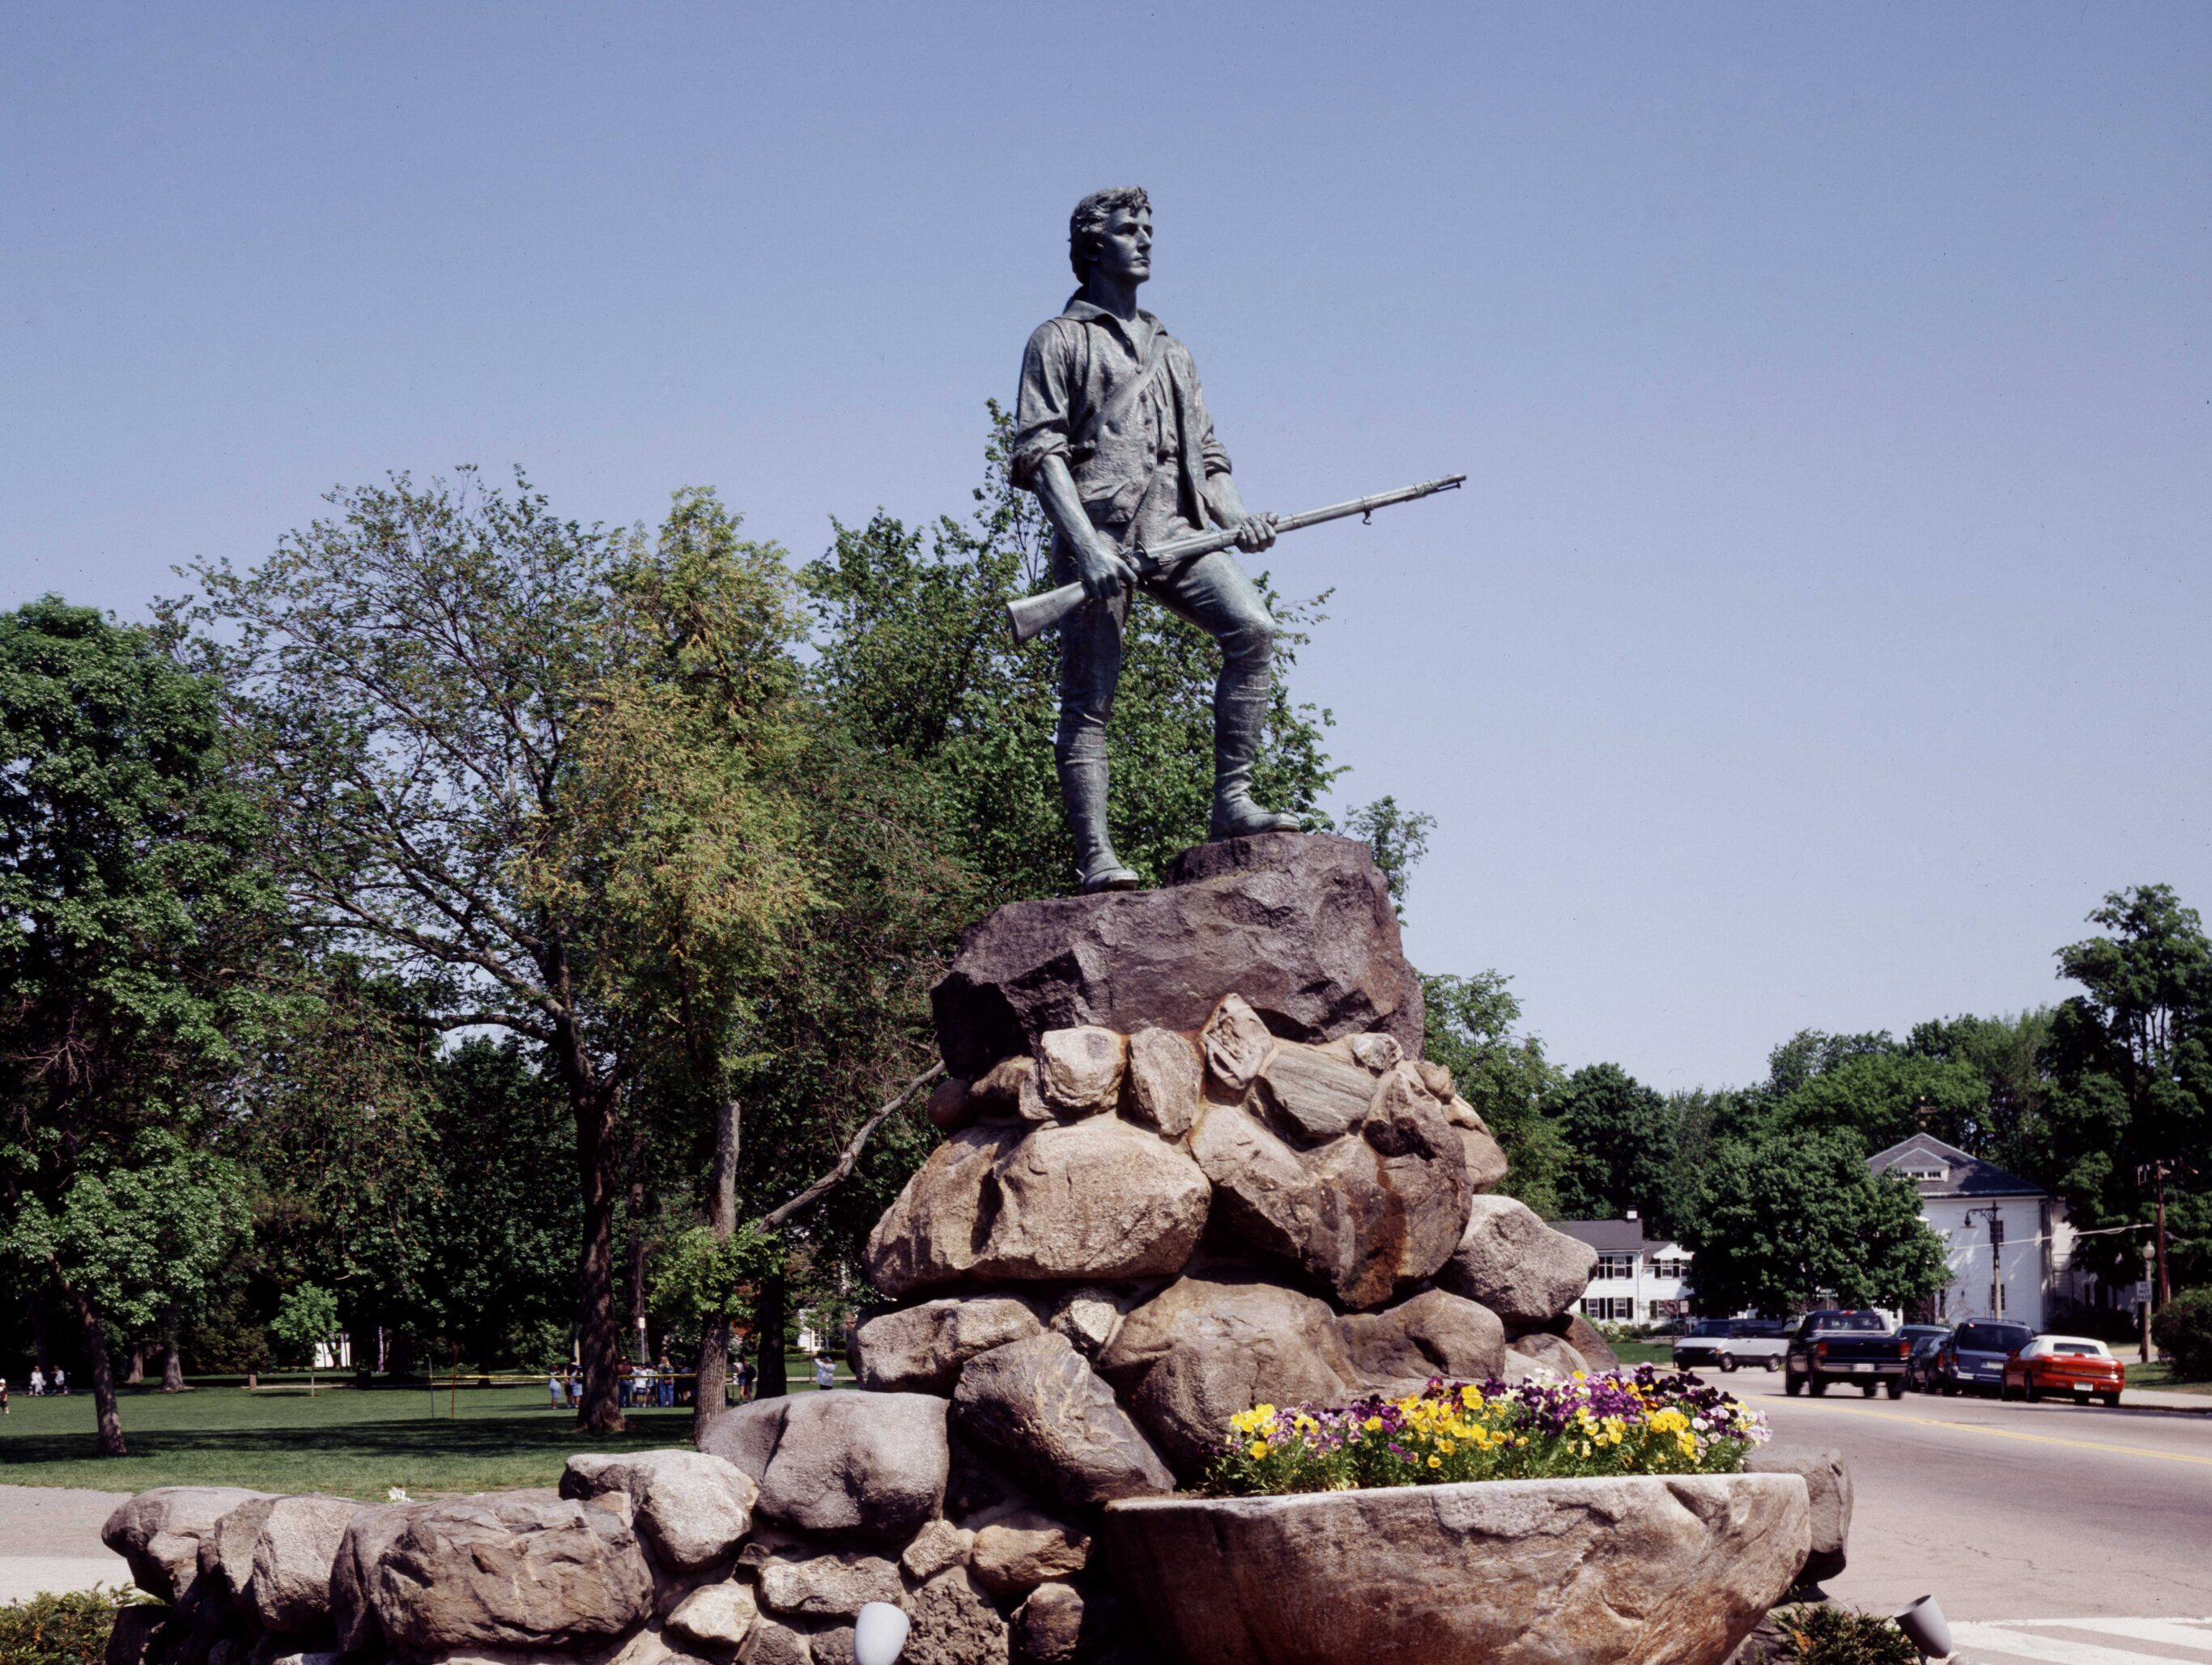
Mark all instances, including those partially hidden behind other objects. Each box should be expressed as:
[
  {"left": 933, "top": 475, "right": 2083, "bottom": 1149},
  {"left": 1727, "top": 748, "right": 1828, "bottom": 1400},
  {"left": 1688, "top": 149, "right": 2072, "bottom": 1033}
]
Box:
[
  {"left": 2120, "top": 1385, "right": 2212, "bottom": 1412},
  {"left": 0, "top": 1484, "right": 131, "bottom": 1603}
]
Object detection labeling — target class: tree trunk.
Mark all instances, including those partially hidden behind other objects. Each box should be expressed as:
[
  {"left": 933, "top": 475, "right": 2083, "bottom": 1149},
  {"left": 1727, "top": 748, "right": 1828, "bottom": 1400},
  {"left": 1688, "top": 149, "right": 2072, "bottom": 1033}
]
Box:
[
  {"left": 571, "top": 1079, "right": 626, "bottom": 1433},
  {"left": 627, "top": 1165, "right": 652, "bottom": 1365},
  {"left": 755, "top": 1269, "right": 788, "bottom": 1400},
  {"left": 161, "top": 1310, "right": 185, "bottom": 1391},
  {"left": 125, "top": 1344, "right": 146, "bottom": 1385},
  {"left": 692, "top": 1094, "right": 741, "bottom": 1441},
  {"left": 62, "top": 1278, "right": 126, "bottom": 1456},
  {"left": 33, "top": 1302, "right": 53, "bottom": 1378}
]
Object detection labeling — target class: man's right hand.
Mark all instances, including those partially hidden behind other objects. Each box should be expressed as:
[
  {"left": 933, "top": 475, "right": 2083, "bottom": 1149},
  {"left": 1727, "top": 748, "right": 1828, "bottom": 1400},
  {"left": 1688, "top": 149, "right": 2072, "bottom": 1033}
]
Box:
[{"left": 1077, "top": 540, "right": 1139, "bottom": 604}]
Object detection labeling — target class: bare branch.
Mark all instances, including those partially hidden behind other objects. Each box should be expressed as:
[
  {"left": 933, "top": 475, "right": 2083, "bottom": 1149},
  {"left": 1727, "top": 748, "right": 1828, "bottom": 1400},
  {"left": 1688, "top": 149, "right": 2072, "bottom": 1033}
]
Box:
[{"left": 756, "top": 1062, "right": 945, "bottom": 1231}]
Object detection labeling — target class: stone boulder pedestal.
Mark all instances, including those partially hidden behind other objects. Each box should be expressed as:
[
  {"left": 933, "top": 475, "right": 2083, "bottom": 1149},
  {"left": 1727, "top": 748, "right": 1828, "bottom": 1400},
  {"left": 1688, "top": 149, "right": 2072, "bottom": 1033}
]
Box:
[
  {"left": 1102, "top": 1473, "right": 1811, "bottom": 1665},
  {"left": 930, "top": 833, "right": 1423, "bottom": 1078}
]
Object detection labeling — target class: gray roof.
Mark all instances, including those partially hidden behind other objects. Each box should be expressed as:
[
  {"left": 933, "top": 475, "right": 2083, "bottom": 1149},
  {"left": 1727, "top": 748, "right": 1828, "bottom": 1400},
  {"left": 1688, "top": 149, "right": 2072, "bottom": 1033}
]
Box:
[
  {"left": 1868, "top": 1133, "right": 2046, "bottom": 1200},
  {"left": 1556, "top": 1219, "right": 1650, "bottom": 1253}
]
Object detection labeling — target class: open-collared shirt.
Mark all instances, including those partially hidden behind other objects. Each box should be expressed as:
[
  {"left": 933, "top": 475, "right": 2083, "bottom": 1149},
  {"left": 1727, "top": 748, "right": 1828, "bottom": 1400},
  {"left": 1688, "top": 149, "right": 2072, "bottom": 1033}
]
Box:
[{"left": 1011, "top": 295, "right": 1232, "bottom": 546}]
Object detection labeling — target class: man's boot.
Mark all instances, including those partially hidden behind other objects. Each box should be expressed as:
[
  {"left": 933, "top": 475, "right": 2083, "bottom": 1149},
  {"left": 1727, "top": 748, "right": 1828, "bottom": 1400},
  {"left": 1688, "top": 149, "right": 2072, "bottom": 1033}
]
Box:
[
  {"left": 1059, "top": 754, "right": 1139, "bottom": 893},
  {"left": 1209, "top": 668, "right": 1303, "bottom": 840}
]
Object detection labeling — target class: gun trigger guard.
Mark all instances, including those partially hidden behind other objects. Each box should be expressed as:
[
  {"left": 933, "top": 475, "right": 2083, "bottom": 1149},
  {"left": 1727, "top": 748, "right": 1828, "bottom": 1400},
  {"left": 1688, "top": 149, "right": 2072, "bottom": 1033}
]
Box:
[{"left": 1362, "top": 509, "right": 1373, "bottom": 525}]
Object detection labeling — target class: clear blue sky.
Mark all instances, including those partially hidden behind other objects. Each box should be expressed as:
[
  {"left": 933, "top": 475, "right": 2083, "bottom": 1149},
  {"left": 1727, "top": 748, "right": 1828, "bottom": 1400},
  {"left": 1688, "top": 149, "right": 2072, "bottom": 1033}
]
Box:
[{"left": 6, "top": 3, "right": 2206, "bottom": 1092}]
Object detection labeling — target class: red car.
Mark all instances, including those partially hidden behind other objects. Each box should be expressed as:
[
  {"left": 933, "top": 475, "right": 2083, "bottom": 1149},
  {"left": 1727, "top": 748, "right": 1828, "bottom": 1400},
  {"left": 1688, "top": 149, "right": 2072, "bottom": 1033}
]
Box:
[{"left": 1999, "top": 1335, "right": 2125, "bottom": 1406}]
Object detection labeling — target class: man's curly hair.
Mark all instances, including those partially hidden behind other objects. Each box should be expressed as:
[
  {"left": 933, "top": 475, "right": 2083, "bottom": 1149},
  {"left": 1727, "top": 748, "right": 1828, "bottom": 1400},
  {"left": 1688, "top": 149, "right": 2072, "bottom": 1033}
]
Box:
[{"left": 1069, "top": 185, "right": 1151, "bottom": 282}]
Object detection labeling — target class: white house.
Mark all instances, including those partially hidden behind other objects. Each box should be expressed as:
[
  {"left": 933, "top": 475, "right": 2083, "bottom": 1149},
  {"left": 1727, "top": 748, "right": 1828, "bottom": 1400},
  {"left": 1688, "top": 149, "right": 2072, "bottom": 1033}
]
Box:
[
  {"left": 1867, "top": 1133, "right": 2062, "bottom": 1330},
  {"left": 1559, "top": 1215, "right": 1693, "bottom": 1324}
]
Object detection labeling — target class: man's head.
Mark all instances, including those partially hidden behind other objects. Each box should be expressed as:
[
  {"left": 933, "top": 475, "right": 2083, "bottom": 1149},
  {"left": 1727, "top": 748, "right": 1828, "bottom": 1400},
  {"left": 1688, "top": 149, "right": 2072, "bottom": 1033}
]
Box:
[{"left": 1069, "top": 185, "right": 1153, "bottom": 287}]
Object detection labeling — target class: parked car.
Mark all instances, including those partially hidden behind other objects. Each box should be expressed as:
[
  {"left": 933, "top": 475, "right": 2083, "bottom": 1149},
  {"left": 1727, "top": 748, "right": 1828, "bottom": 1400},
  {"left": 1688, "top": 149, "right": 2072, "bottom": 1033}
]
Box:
[
  {"left": 1784, "top": 1309, "right": 1911, "bottom": 1398},
  {"left": 1903, "top": 1325, "right": 1952, "bottom": 1392},
  {"left": 1670, "top": 1319, "right": 1735, "bottom": 1370},
  {"left": 1671, "top": 1319, "right": 1789, "bottom": 1373},
  {"left": 1930, "top": 1319, "right": 2035, "bottom": 1396},
  {"left": 2001, "top": 1335, "right": 2125, "bottom": 1407}
]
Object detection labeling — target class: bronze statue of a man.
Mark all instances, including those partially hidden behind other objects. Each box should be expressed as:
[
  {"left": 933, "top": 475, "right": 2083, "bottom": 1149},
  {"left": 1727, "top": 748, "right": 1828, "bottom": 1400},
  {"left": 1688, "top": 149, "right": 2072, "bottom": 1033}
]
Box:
[{"left": 1011, "top": 185, "right": 1301, "bottom": 893}]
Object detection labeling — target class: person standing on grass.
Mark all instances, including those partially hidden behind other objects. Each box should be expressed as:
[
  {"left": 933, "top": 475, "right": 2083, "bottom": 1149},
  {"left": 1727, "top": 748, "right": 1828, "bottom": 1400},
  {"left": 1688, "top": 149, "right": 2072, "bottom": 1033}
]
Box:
[
  {"left": 811, "top": 1353, "right": 836, "bottom": 1391},
  {"left": 549, "top": 1368, "right": 566, "bottom": 1409},
  {"left": 2, "top": 1376, "right": 10, "bottom": 1413}
]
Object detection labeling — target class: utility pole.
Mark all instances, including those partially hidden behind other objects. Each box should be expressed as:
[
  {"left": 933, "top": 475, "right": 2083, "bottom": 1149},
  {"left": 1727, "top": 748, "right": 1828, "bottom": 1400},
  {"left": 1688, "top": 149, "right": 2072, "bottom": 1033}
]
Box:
[
  {"left": 1965, "top": 1205, "right": 2005, "bottom": 1319},
  {"left": 2141, "top": 1239, "right": 2156, "bottom": 1366}
]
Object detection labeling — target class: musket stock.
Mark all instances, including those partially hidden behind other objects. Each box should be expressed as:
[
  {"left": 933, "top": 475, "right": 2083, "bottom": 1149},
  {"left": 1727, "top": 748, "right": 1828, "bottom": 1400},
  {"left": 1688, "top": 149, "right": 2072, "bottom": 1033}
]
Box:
[{"left": 1005, "top": 473, "right": 1465, "bottom": 645}]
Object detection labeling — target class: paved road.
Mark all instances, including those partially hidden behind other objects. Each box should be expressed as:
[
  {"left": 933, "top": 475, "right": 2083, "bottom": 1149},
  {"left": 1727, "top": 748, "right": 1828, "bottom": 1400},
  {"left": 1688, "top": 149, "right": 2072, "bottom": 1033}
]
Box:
[
  {"left": 0, "top": 1483, "right": 130, "bottom": 1603},
  {"left": 1722, "top": 1370, "right": 2212, "bottom": 1659}
]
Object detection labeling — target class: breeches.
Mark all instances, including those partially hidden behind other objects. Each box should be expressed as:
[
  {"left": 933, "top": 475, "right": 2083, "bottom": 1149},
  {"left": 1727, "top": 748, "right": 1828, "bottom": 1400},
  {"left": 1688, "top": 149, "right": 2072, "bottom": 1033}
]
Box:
[{"left": 1053, "top": 541, "right": 1278, "bottom": 763}]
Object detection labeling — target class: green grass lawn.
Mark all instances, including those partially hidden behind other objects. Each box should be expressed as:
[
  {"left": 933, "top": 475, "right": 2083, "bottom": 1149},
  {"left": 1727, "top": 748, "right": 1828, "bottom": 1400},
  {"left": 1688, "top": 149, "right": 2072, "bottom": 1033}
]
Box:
[
  {"left": 2125, "top": 1360, "right": 2212, "bottom": 1395},
  {"left": 0, "top": 1355, "right": 855, "bottom": 1498},
  {"left": 1610, "top": 1339, "right": 1675, "bottom": 1369}
]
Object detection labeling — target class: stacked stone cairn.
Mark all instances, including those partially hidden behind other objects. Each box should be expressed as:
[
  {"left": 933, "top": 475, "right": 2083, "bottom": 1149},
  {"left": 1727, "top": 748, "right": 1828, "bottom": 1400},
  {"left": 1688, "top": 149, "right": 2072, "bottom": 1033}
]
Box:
[{"left": 99, "top": 835, "right": 1839, "bottom": 1665}]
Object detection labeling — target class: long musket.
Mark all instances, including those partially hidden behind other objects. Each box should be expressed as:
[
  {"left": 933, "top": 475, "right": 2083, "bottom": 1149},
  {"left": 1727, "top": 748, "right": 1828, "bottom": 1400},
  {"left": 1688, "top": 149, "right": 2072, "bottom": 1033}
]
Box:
[{"left": 1005, "top": 472, "right": 1466, "bottom": 645}]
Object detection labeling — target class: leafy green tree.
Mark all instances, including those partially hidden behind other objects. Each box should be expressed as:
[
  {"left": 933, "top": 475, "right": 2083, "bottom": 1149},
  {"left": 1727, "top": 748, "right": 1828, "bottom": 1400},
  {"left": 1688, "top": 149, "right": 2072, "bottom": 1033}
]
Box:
[
  {"left": 1343, "top": 796, "right": 1434, "bottom": 920},
  {"left": 1678, "top": 1130, "right": 1949, "bottom": 1316},
  {"left": 271, "top": 1281, "right": 340, "bottom": 1396},
  {"left": 0, "top": 598, "right": 279, "bottom": 1453},
  {"left": 2040, "top": 886, "right": 2211, "bottom": 1298},
  {"left": 562, "top": 491, "right": 968, "bottom": 1415},
  {"left": 1421, "top": 972, "right": 1569, "bottom": 1216},
  {"left": 183, "top": 472, "right": 648, "bottom": 1429},
  {"left": 1767, "top": 1051, "right": 1995, "bottom": 1156},
  {"left": 1548, "top": 1063, "right": 1678, "bottom": 1231},
  {"left": 802, "top": 406, "right": 1340, "bottom": 903}
]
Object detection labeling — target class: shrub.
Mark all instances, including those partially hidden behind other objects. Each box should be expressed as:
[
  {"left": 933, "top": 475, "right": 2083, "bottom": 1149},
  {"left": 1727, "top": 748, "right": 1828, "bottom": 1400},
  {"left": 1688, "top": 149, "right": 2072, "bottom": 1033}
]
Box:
[
  {"left": 1773, "top": 1603, "right": 1918, "bottom": 1664},
  {"left": 1206, "top": 1366, "right": 1768, "bottom": 1496},
  {"left": 2151, "top": 1287, "right": 2212, "bottom": 1380},
  {"left": 0, "top": 1589, "right": 145, "bottom": 1665}
]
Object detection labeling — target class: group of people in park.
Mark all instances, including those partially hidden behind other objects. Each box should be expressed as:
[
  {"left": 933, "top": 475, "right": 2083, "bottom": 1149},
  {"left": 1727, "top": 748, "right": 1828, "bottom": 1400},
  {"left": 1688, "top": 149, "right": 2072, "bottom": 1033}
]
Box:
[
  {"left": 545, "top": 1353, "right": 768, "bottom": 1409},
  {"left": 2, "top": 1366, "right": 66, "bottom": 1402}
]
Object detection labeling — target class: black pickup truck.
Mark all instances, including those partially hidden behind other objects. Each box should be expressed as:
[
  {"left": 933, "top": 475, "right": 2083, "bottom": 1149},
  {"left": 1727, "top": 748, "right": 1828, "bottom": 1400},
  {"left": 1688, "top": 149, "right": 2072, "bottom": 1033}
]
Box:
[{"left": 1783, "top": 1309, "right": 1911, "bottom": 1399}]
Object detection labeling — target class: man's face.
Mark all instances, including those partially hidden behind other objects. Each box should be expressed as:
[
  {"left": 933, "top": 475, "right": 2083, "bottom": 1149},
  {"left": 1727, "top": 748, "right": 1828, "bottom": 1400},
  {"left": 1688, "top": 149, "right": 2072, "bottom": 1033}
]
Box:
[{"left": 1094, "top": 206, "right": 1152, "bottom": 286}]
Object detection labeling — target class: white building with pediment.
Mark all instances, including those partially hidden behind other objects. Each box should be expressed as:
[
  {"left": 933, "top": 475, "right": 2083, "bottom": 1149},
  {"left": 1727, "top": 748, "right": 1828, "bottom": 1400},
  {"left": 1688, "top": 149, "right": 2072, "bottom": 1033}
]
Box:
[{"left": 1867, "top": 1132, "right": 2068, "bottom": 1329}]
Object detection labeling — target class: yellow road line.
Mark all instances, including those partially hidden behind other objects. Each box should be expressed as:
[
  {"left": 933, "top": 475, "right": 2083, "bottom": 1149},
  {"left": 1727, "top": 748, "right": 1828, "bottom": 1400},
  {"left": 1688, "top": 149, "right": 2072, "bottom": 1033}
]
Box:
[{"left": 1782, "top": 1400, "right": 2212, "bottom": 1467}]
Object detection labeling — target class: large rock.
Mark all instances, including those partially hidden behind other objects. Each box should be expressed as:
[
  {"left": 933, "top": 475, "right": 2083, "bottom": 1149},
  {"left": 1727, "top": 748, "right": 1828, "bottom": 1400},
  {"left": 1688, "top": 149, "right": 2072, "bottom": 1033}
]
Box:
[
  {"left": 368, "top": 1494, "right": 652, "bottom": 1651},
  {"left": 953, "top": 1332, "right": 1176, "bottom": 1510},
  {"left": 866, "top": 1119, "right": 1209, "bottom": 1298},
  {"left": 1745, "top": 1446, "right": 1853, "bottom": 1586},
  {"left": 849, "top": 1295, "right": 1044, "bottom": 1394},
  {"left": 330, "top": 1502, "right": 420, "bottom": 1654},
  {"left": 1011, "top": 1580, "right": 1121, "bottom": 1665},
  {"left": 560, "top": 1450, "right": 758, "bottom": 1571},
  {"left": 200, "top": 1497, "right": 280, "bottom": 1610},
  {"left": 930, "top": 833, "right": 1422, "bottom": 1078},
  {"left": 1189, "top": 1076, "right": 1469, "bottom": 1312},
  {"left": 1254, "top": 1043, "right": 1380, "bottom": 1142},
  {"left": 1036, "top": 1027, "right": 1125, "bottom": 1114},
  {"left": 903, "top": 1568, "right": 1010, "bottom": 1665},
  {"left": 755, "top": 1550, "right": 903, "bottom": 1619},
  {"left": 1096, "top": 1276, "right": 1361, "bottom": 1479},
  {"left": 1336, "top": 1290, "right": 1507, "bottom": 1388},
  {"left": 1121, "top": 1029, "right": 1201, "bottom": 1139},
  {"left": 743, "top": 1391, "right": 950, "bottom": 1544},
  {"left": 667, "top": 1582, "right": 759, "bottom": 1650},
  {"left": 1506, "top": 1331, "right": 1590, "bottom": 1378},
  {"left": 249, "top": 1494, "right": 365, "bottom": 1635},
  {"left": 104, "top": 1488, "right": 271, "bottom": 1604},
  {"left": 970, "top": 1507, "right": 1091, "bottom": 1599},
  {"left": 698, "top": 1399, "right": 791, "bottom": 1485},
  {"left": 900, "top": 1519, "right": 975, "bottom": 1582},
  {"left": 1102, "top": 1474, "right": 1810, "bottom": 1665},
  {"left": 1436, "top": 1194, "right": 1599, "bottom": 1326}
]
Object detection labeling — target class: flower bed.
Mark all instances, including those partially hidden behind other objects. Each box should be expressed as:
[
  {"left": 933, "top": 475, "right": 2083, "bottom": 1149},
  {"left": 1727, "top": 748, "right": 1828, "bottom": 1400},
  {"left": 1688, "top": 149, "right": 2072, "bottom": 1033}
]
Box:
[{"left": 1208, "top": 1365, "right": 1769, "bottom": 1495}]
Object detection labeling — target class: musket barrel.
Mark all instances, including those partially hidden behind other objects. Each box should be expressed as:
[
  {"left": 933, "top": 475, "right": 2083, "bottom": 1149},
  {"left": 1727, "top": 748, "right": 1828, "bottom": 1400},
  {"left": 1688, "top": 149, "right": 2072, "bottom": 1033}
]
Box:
[{"left": 1004, "top": 471, "right": 1464, "bottom": 646}]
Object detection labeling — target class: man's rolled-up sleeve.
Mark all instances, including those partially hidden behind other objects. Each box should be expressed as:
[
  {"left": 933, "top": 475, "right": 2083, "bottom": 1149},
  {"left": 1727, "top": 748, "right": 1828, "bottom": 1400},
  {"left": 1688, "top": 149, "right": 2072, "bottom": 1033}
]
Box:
[{"left": 1011, "top": 321, "right": 1075, "bottom": 491}]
